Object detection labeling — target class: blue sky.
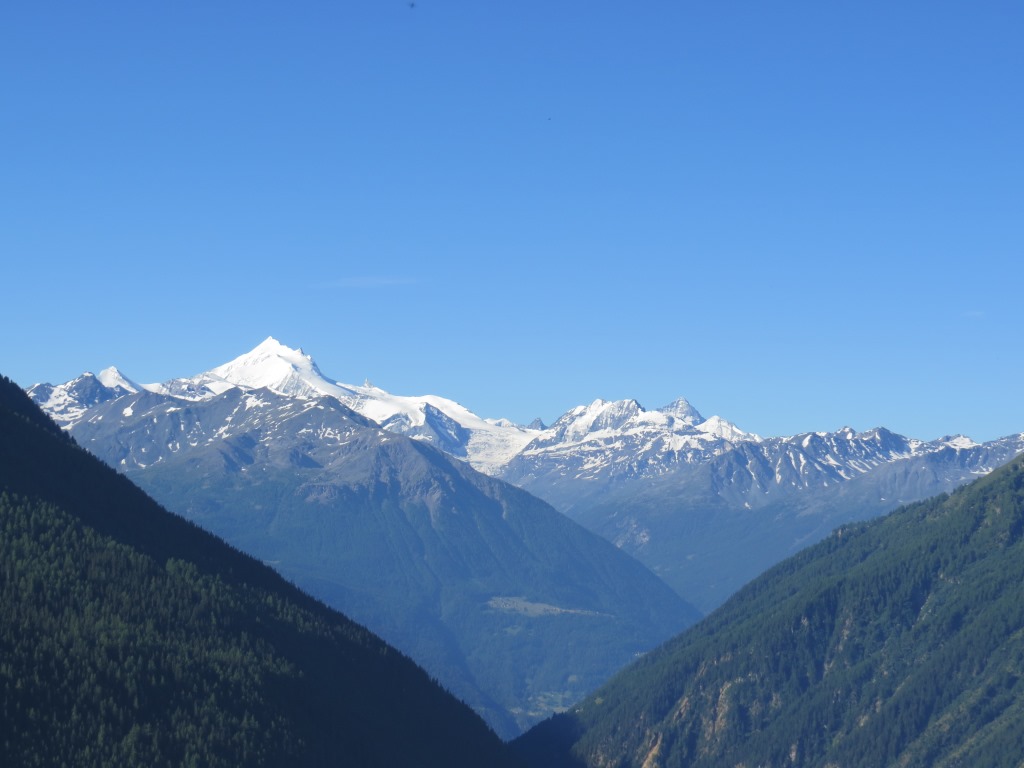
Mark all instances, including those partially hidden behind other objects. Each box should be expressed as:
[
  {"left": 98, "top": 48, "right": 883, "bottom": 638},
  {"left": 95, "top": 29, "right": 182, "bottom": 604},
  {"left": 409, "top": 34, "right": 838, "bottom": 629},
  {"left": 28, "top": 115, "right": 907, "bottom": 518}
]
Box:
[{"left": 2, "top": 2, "right": 1022, "bottom": 441}]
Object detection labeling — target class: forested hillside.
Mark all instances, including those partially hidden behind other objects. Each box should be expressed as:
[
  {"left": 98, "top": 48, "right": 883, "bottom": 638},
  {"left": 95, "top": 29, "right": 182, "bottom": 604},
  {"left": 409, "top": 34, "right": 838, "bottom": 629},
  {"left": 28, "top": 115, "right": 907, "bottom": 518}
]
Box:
[
  {"left": 43, "top": 358, "right": 698, "bottom": 737},
  {"left": 516, "top": 454, "right": 1024, "bottom": 767},
  {"left": 0, "top": 375, "right": 519, "bottom": 767}
]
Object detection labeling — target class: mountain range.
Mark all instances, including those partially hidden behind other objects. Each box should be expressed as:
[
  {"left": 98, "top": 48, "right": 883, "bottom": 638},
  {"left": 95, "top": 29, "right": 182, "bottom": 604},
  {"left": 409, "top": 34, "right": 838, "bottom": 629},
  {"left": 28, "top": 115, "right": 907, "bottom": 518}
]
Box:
[
  {"left": 12, "top": 343, "right": 1024, "bottom": 765},
  {"left": 527, "top": 416, "right": 1024, "bottom": 611},
  {"left": 515, "top": 452, "right": 1024, "bottom": 767},
  {"left": 31, "top": 337, "right": 1024, "bottom": 614},
  {"left": 28, "top": 339, "right": 698, "bottom": 738},
  {"left": 0, "top": 373, "right": 520, "bottom": 767}
]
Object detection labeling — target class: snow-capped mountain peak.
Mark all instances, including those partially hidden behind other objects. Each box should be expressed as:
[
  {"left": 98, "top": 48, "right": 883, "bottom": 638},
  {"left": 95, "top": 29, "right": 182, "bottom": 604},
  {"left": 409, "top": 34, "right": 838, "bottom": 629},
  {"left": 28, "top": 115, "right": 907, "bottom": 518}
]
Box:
[
  {"left": 500, "top": 396, "right": 764, "bottom": 506},
  {"left": 96, "top": 366, "right": 140, "bottom": 393},
  {"left": 141, "top": 337, "right": 354, "bottom": 403},
  {"left": 26, "top": 369, "right": 139, "bottom": 429},
  {"left": 657, "top": 397, "right": 705, "bottom": 425},
  {"left": 542, "top": 398, "right": 650, "bottom": 443},
  {"left": 140, "top": 338, "right": 538, "bottom": 473},
  {"left": 337, "top": 382, "right": 540, "bottom": 473},
  {"left": 932, "top": 434, "right": 982, "bottom": 450},
  {"left": 537, "top": 397, "right": 755, "bottom": 449},
  {"left": 205, "top": 336, "right": 347, "bottom": 400},
  {"left": 695, "top": 415, "right": 760, "bottom": 443}
]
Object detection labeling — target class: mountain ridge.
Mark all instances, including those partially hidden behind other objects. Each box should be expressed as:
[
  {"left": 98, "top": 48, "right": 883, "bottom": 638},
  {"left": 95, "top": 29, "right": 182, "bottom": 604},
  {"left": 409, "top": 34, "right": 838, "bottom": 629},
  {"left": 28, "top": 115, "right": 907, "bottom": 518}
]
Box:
[
  {"left": 31, "top": 338, "right": 1016, "bottom": 494},
  {"left": 28, "top": 339, "right": 1023, "bottom": 641},
  {"left": 514, "top": 453, "right": 1024, "bottom": 767},
  {"left": 31, "top": 351, "right": 699, "bottom": 737},
  {"left": 0, "top": 373, "right": 520, "bottom": 767}
]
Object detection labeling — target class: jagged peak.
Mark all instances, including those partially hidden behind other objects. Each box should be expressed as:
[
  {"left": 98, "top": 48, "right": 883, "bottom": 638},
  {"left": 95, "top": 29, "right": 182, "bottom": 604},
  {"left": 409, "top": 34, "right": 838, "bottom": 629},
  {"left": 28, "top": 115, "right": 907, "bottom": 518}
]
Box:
[
  {"left": 544, "top": 398, "right": 648, "bottom": 441},
  {"left": 97, "top": 366, "right": 140, "bottom": 393},
  {"left": 657, "top": 397, "right": 705, "bottom": 426},
  {"left": 215, "top": 337, "right": 314, "bottom": 371},
  {"left": 206, "top": 337, "right": 331, "bottom": 396},
  {"left": 696, "top": 415, "right": 761, "bottom": 443},
  {"left": 934, "top": 434, "right": 981, "bottom": 450}
]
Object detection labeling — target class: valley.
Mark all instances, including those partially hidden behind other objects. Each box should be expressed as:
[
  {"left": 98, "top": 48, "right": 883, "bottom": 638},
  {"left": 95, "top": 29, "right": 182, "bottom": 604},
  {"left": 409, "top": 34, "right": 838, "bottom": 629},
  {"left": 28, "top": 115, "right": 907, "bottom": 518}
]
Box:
[
  {"left": 8, "top": 3, "right": 1021, "bottom": 764},
  {"left": 19, "top": 337, "right": 1024, "bottom": 756},
  {"left": 32, "top": 336, "right": 1024, "bottom": 618}
]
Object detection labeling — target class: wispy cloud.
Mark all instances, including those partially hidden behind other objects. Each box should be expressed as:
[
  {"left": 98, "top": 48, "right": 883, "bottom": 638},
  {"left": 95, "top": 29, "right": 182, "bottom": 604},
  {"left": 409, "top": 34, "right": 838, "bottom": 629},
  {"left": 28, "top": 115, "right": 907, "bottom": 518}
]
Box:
[{"left": 961, "top": 310, "right": 986, "bottom": 319}]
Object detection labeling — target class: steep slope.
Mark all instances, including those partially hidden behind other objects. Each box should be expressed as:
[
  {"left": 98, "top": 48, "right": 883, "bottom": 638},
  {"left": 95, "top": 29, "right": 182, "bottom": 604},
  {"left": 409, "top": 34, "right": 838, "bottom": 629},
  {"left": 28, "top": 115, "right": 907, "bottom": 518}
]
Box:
[
  {"left": 498, "top": 397, "right": 756, "bottom": 512},
  {"left": 515, "top": 455, "right": 1024, "bottom": 768},
  {"left": 567, "top": 427, "right": 1024, "bottom": 612},
  {"left": 500, "top": 396, "right": 1024, "bottom": 613},
  {"left": 39, "top": 369, "right": 699, "bottom": 738},
  {"left": 27, "top": 367, "right": 139, "bottom": 426},
  {"left": 0, "top": 374, "right": 519, "bottom": 768},
  {"left": 75, "top": 336, "right": 539, "bottom": 473},
  {"left": 36, "top": 342, "right": 1022, "bottom": 595}
]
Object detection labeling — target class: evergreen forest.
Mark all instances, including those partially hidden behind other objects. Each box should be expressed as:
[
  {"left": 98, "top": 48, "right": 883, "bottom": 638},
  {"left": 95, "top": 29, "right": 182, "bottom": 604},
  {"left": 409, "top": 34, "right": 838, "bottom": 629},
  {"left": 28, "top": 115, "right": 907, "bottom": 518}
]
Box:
[
  {"left": 516, "top": 453, "right": 1024, "bottom": 767},
  {"left": 7, "top": 358, "right": 1024, "bottom": 768},
  {"left": 0, "top": 375, "right": 518, "bottom": 767}
]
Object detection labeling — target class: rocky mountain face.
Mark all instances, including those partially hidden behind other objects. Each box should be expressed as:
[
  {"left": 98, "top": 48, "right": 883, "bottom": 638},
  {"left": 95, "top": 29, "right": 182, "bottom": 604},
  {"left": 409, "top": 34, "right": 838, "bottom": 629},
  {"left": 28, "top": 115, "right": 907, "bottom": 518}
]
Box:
[
  {"left": 514, "top": 455, "right": 1024, "bottom": 768},
  {"left": 521, "top": 413, "right": 1024, "bottom": 611},
  {"left": 496, "top": 396, "right": 757, "bottom": 512},
  {"left": 29, "top": 346, "right": 698, "bottom": 739},
  {"left": 28, "top": 337, "right": 1024, "bottom": 706},
  {"left": 0, "top": 374, "right": 521, "bottom": 768}
]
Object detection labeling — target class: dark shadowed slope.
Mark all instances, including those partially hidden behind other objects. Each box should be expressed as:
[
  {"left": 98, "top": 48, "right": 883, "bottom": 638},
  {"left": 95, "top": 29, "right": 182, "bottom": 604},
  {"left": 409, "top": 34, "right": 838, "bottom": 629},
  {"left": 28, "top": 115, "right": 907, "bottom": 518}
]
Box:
[
  {"left": 58, "top": 383, "right": 700, "bottom": 737},
  {"left": 0, "top": 374, "right": 519, "bottom": 768},
  {"left": 516, "top": 453, "right": 1024, "bottom": 768},
  {"left": 514, "top": 423, "right": 1024, "bottom": 614}
]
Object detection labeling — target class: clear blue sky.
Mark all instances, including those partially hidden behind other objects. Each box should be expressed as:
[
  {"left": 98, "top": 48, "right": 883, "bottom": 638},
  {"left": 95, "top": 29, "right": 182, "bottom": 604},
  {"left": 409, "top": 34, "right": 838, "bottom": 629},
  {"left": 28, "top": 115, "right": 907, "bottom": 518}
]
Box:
[{"left": 2, "top": 2, "right": 1022, "bottom": 442}]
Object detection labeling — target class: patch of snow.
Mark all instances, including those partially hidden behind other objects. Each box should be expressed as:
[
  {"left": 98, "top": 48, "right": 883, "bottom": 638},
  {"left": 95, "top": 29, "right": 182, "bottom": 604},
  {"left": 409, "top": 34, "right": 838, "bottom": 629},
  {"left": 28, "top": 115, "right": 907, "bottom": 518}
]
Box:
[
  {"left": 140, "top": 337, "right": 538, "bottom": 472},
  {"left": 696, "top": 415, "right": 761, "bottom": 443},
  {"left": 940, "top": 435, "right": 980, "bottom": 450},
  {"left": 97, "top": 367, "right": 140, "bottom": 392}
]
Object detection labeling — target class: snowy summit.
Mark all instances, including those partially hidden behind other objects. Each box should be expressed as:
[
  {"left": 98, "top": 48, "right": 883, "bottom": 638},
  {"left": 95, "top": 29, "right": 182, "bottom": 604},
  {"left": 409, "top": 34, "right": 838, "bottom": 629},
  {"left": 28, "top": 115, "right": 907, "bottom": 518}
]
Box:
[{"left": 53, "top": 337, "right": 538, "bottom": 473}]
